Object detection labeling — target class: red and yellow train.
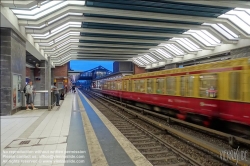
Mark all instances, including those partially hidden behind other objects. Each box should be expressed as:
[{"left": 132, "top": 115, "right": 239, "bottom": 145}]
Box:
[{"left": 96, "top": 58, "right": 250, "bottom": 134}]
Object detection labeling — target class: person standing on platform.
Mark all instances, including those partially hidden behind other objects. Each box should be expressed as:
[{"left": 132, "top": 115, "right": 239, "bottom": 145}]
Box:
[
  {"left": 52, "top": 82, "right": 60, "bottom": 106},
  {"left": 25, "top": 81, "right": 38, "bottom": 110},
  {"left": 65, "top": 85, "right": 68, "bottom": 93}
]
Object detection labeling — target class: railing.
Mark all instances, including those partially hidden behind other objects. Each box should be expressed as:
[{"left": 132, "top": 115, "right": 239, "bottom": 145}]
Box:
[{"left": 22, "top": 88, "right": 67, "bottom": 109}]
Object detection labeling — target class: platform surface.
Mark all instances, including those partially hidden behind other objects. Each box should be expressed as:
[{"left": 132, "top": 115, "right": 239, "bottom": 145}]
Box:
[{"left": 1, "top": 90, "right": 151, "bottom": 166}]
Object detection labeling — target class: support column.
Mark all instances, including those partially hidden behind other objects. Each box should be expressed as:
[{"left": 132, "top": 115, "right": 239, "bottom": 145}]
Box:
[
  {"left": 48, "top": 56, "right": 51, "bottom": 111},
  {"left": 0, "top": 28, "right": 26, "bottom": 115}
]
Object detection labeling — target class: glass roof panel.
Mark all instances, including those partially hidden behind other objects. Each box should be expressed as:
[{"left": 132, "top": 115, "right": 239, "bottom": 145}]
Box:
[
  {"left": 156, "top": 49, "right": 172, "bottom": 58},
  {"left": 219, "top": 14, "right": 250, "bottom": 34},
  {"left": 138, "top": 57, "right": 150, "bottom": 64},
  {"left": 144, "top": 54, "right": 157, "bottom": 62}
]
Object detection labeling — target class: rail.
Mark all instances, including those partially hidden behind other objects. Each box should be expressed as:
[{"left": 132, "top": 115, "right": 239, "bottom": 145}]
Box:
[{"left": 89, "top": 90, "right": 250, "bottom": 166}]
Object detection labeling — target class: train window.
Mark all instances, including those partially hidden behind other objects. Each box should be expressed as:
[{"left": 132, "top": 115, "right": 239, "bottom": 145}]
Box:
[
  {"left": 117, "top": 81, "right": 122, "bottom": 90},
  {"left": 107, "top": 82, "right": 111, "bottom": 90},
  {"left": 134, "top": 80, "right": 140, "bottom": 92},
  {"left": 166, "top": 77, "right": 176, "bottom": 95},
  {"left": 139, "top": 80, "right": 145, "bottom": 93},
  {"left": 103, "top": 81, "right": 108, "bottom": 90},
  {"left": 123, "top": 81, "right": 127, "bottom": 91},
  {"left": 199, "top": 74, "right": 218, "bottom": 98},
  {"left": 180, "top": 76, "right": 186, "bottom": 96},
  {"left": 156, "top": 78, "right": 165, "bottom": 94},
  {"left": 111, "top": 81, "right": 115, "bottom": 90},
  {"left": 229, "top": 72, "right": 241, "bottom": 100},
  {"left": 129, "top": 80, "right": 132, "bottom": 92},
  {"left": 147, "top": 79, "right": 154, "bottom": 94},
  {"left": 188, "top": 76, "right": 194, "bottom": 96}
]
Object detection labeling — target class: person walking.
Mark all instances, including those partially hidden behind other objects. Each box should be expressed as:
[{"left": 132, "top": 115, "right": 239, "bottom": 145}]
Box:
[
  {"left": 52, "top": 82, "right": 60, "bottom": 106},
  {"left": 25, "top": 81, "right": 38, "bottom": 110}
]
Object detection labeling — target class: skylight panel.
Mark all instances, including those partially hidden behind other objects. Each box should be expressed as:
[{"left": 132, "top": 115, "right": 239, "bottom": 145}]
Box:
[
  {"left": 144, "top": 54, "right": 157, "bottom": 62},
  {"left": 51, "top": 22, "right": 81, "bottom": 33},
  {"left": 185, "top": 30, "right": 220, "bottom": 46},
  {"left": 56, "top": 39, "right": 79, "bottom": 49},
  {"left": 150, "top": 52, "right": 162, "bottom": 60},
  {"left": 226, "top": 10, "right": 250, "bottom": 26},
  {"left": 138, "top": 57, "right": 150, "bottom": 64},
  {"left": 31, "top": 22, "right": 81, "bottom": 39},
  {"left": 235, "top": 8, "right": 250, "bottom": 15},
  {"left": 12, "top": 1, "right": 61, "bottom": 15},
  {"left": 54, "top": 32, "right": 80, "bottom": 43},
  {"left": 219, "top": 14, "right": 250, "bottom": 34},
  {"left": 156, "top": 49, "right": 172, "bottom": 58},
  {"left": 134, "top": 59, "right": 144, "bottom": 66},
  {"left": 162, "top": 44, "right": 185, "bottom": 55},
  {"left": 217, "top": 24, "right": 238, "bottom": 38},
  {"left": 188, "top": 32, "right": 212, "bottom": 46},
  {"left": 48, "top": 13, "right": 82, "bottom": 24},
  {"left": 170, "top": 44, "right": 185, "bottom": 54},
  {"left": 14, "top": 1, "right": 85, "bottom": 20},
  {"left": 201, "top": 30, "right": 221, "bottom": 43},
  {"left": 203, "top": 23, "right": 237, "bottom": 40},
  {"left": 171, "top": 38, "right": 200, "bottom": 51}
]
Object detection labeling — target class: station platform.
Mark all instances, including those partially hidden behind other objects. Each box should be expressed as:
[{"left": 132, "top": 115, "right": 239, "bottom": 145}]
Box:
[{"left": 1, "top": 90, "right": 152, "bottom": 166}]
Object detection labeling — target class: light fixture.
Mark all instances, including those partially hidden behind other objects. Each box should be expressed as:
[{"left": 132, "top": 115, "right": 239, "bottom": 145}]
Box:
[{"left": 37, "top": 2, "right": 41, "bottom": 8}]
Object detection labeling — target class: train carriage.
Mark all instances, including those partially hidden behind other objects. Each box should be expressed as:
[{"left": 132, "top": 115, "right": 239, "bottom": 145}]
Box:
[{"left": 99, "top": 58, "right": 250, "bottom": 134}]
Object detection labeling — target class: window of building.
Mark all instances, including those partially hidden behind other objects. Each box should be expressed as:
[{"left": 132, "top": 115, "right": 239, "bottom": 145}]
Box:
[
  {"left": 229, "top": 72, "right": 241, "bottom": 100},
  {"left": 147, "top": 79, "right": 154, "bottom": 94},
  {"left": 156, "top": 78, "right": 165, "bottom": 94},
  {"left": 166, "top": 77, "right": 176, "bottom": 95},
  {"left": 199, "top": 74, "right": 218, "bottom": 98}
]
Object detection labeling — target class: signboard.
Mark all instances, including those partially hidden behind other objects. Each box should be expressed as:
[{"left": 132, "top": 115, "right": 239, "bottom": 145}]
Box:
[{"left": 12, "top": 74, "right": 22, "bottom": 109}]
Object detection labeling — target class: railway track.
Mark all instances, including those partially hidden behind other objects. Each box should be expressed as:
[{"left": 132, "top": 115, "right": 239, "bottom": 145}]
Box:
[{"left": 80, "top": 90, "right": 250, "bottom": 166}]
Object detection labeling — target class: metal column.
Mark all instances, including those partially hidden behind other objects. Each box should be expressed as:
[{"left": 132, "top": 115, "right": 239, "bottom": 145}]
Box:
[{"left": 48, "top": 56, "right": 51, "bottom": 111}]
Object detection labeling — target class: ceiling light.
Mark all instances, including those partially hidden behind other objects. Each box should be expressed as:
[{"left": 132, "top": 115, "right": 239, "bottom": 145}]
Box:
[{"left": 37, "top": 2, "right": 41, "bottom": 8}]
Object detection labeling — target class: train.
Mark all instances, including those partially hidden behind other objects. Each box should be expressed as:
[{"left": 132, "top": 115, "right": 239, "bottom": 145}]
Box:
[{"left": 94, "top": 58, "right": 250, "bottom": 135}]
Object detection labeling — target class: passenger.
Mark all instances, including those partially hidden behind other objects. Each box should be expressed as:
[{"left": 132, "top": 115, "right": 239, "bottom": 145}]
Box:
[
  {"left": 52, "top": 82, "right": 60, "bottom": 106},
  {"left": 72, "top": 86, "right": 76, "bottom": 93},
  {"left": 60, "top": 92, "right": 65, "bottom": 100},
  {"left": 25, "top": 81, "right": 38, "bottom": 110}
]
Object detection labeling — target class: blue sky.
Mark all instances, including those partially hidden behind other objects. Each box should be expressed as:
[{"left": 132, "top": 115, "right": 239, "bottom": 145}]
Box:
[{"left": 70, "top": 60, "right": 114, "bottom": 72}]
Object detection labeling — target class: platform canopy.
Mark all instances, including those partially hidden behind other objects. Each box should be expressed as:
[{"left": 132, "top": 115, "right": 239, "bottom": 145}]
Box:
[{"left": 1, "top": 0, "right": 250, "bottom": 67}]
